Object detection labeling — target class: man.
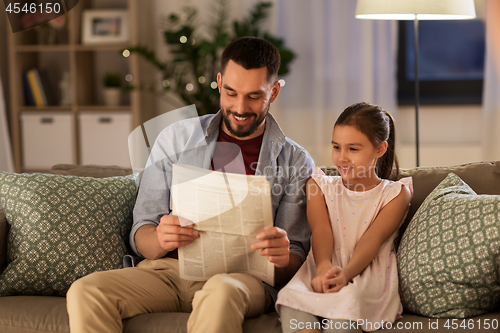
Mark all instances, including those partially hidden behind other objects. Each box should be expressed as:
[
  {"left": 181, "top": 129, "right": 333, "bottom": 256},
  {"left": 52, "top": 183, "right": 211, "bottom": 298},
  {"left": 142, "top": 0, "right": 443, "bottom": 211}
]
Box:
[{"left": 67, "top": 37, "right": 314, "bottom": 333}]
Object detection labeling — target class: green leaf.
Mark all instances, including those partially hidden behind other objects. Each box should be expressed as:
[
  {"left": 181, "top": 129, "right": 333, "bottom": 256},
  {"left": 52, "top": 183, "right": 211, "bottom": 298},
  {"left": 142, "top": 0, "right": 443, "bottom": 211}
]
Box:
[{"left": 169, "top": 14, "right": 179, "bottom": 23}]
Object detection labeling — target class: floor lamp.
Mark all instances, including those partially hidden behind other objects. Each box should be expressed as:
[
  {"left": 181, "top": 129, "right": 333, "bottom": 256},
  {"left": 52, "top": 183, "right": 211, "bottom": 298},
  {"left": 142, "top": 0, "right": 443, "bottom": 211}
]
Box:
[{"left": 355, "top": 0, "right": 476, "bottom": 167}]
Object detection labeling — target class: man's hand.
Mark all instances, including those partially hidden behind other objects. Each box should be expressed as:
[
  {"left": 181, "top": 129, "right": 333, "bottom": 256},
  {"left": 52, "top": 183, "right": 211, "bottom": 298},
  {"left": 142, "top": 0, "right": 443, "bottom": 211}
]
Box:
[
  {"left": 250, "top": 227, "right": 290, "bottom": 268},
  {"left": 156, "top": 215, "right": 199, "bottom": 252}
]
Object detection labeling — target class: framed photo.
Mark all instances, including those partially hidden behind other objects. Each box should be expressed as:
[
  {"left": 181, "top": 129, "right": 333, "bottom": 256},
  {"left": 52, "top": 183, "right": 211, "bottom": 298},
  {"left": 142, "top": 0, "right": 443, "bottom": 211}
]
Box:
[{"left": 82, "top": 10, "right": 129, "bottom": 45}]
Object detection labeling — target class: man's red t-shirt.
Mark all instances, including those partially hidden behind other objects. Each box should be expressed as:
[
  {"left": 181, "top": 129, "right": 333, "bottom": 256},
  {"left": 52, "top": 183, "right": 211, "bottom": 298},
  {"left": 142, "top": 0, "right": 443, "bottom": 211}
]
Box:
[{"left": 212, "top": 128, "right": 263, "bottom": 175}]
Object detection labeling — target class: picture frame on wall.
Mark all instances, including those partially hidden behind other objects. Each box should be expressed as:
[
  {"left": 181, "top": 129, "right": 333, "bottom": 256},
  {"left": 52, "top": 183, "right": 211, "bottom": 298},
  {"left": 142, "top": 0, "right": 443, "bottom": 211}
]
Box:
[{"left": 82, "top": 10, "right": 129, "bottom": 45}]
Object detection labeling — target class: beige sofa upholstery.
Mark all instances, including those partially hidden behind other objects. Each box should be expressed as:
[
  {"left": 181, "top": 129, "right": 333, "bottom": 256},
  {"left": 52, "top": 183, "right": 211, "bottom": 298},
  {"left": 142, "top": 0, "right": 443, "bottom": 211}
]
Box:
[{"left": 1, "top": 161, "right": 500, "bottom": 333}]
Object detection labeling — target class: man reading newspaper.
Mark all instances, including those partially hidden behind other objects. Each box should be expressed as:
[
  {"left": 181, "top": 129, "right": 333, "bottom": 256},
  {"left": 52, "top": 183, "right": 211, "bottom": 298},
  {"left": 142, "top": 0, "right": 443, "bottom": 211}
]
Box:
[
  {"left": 67, "top": 36, "right": 315, "bottom": 333},
  {"left": 172, "top": 164, "right": 276, "bottom": 286}
]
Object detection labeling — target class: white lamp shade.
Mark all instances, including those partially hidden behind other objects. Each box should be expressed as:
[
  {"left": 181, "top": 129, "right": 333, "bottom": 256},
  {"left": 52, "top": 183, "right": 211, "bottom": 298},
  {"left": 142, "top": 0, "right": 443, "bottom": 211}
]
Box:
[{"left": 355, "top": 0, "right": 476, "bottom": 20}]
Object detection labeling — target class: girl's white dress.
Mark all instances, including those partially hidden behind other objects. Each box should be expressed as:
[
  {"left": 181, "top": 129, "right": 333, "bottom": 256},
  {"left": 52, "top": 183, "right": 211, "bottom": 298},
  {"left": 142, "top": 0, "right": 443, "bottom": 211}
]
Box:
[{"left": 276, "top": 169, "right": 413, "bottom": 331}]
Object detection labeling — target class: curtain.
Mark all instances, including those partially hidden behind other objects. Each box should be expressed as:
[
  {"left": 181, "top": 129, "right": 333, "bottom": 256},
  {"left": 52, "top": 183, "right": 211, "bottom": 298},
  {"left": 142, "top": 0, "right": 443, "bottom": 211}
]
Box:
[
  {"left": 0, "top": 74, "right": 14, "bottom": 172},
  {"left": 269, "top": 0, "right": 398, "bottom": 167},
  {"left": 482, "top": 0, "right": 500, "bottom": 161}
]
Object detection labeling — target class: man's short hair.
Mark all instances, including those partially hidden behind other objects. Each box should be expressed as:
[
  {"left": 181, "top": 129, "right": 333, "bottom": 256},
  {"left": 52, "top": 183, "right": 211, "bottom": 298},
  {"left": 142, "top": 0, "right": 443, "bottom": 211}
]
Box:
[{"left": 221, "top": 37, "right": 281, "bottom": 82}]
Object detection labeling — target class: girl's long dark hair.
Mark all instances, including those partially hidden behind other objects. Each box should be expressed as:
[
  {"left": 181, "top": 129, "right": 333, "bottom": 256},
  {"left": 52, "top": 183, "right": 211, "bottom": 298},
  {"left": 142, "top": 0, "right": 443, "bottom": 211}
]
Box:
[{"left": 335, "top": 102, "right": 399, "bottom": 180}]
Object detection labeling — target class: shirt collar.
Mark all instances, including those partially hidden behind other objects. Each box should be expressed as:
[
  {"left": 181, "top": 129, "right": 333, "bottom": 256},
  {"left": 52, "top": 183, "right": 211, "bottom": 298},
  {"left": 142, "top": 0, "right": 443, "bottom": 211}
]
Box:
[{"left": 206, "top": 111, "right": 223, "bottom": 138}]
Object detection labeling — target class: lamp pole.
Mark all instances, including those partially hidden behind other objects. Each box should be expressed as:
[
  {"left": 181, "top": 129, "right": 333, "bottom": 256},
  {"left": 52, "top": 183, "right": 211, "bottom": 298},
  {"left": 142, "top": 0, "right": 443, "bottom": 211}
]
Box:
[{"left": 414, "top": 17, "right": 420, "bottom": 167}]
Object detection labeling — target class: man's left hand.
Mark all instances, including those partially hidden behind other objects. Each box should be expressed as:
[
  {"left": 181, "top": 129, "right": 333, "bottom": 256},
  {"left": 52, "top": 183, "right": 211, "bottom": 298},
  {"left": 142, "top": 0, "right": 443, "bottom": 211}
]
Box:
[{"left": 250, "top": 227, "right": 290, "bottom": 268}]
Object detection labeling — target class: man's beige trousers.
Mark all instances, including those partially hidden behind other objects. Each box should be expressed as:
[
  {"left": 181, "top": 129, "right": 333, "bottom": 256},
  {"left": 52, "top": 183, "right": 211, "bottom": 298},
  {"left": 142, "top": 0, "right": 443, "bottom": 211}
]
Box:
[{"left": 66, "top": 258, "right": 271, "bottom": 333}]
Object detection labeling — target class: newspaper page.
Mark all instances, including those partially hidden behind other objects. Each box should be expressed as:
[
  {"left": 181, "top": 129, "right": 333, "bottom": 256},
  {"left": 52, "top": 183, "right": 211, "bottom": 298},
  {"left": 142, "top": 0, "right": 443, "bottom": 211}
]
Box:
[{"left": 172, "top": 164, "right": 274, "bottom": 286}]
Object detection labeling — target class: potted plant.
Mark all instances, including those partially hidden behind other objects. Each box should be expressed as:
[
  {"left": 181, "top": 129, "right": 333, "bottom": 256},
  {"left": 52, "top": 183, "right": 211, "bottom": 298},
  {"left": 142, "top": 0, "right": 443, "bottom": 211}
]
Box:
[
  {"left": 102, "top": 73, "right": 122, "bottom": 106},
  {"left": 129, "top": 1, "right": 295, "bottom": 116}
]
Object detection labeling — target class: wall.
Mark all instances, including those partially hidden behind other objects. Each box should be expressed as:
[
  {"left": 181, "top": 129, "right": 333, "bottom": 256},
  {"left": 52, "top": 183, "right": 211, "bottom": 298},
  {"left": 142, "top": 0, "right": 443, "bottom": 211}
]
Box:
[{"left": 396, "top": 105, "right": 482, "bottom": 169}]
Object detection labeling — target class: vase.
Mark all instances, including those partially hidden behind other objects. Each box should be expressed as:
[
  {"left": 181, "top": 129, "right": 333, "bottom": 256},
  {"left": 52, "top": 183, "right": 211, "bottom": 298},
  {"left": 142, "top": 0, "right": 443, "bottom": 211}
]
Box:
[{"left": 103, "top": 88, "right": 121, "bottom": 106}]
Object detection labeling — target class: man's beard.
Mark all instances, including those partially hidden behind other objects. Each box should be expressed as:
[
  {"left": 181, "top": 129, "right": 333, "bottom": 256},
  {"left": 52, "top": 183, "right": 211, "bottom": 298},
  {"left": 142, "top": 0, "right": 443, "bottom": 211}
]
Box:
[{"left": 221, "top": 102, "right": 269, "bottom": 138}]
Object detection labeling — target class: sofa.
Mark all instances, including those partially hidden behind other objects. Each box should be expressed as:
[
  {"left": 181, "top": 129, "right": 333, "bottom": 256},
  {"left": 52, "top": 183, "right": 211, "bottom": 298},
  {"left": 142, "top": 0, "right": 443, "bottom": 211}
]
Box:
[{"left": 0, "top": 161, "right": 500, "bottom": 333}]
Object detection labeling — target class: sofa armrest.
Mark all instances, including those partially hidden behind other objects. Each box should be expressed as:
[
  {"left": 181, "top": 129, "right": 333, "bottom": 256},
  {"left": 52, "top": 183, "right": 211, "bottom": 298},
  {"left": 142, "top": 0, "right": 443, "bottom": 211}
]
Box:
[{"left": 0, "top": 208, "right": 7, "bottom": 274}]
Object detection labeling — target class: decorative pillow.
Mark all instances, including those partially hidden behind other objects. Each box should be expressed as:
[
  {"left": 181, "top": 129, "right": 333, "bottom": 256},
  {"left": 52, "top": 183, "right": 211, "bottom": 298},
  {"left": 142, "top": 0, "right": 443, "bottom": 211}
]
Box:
[
  {"left": 0, "top": 172, "right": 137, "bottom": 296},
  {"left": 397, "top": 173, "right": 500, "bottom": 318}
]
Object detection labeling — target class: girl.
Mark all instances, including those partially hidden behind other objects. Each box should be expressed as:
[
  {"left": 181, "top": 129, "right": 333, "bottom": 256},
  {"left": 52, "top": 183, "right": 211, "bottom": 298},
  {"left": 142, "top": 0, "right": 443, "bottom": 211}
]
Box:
[{"left": 276, "top": 102, "right": 413, "bottom": 333}]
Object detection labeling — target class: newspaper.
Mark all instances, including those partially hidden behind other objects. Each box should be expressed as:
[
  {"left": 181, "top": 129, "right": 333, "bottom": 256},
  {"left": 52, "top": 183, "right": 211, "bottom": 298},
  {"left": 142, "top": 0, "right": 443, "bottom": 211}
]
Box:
[{"left": 172, "top": 164, "right": 274, "bottom": 286}]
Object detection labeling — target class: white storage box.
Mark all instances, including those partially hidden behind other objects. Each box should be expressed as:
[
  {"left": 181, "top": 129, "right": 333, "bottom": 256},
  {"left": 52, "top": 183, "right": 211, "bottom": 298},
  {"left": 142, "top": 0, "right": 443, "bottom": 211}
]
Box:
[
  {"left": 21, "top": 112, "right": 75, "bottom": 170},
  {"left": 79, "top": 112, "right": 132, "bottom": 168}
]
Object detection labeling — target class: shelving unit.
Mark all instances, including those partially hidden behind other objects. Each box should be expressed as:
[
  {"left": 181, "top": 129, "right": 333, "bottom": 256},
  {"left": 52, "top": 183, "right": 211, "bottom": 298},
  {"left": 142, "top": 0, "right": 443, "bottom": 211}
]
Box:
[{"left": 7, "top": 0, "right": 156, "bottom": 173}]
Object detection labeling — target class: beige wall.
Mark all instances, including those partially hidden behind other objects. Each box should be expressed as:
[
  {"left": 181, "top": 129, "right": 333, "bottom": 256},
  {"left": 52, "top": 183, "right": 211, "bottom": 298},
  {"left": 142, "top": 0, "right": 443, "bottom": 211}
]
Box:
[{"left": 396, "top": 105, "right": 482, "bottom": 168}]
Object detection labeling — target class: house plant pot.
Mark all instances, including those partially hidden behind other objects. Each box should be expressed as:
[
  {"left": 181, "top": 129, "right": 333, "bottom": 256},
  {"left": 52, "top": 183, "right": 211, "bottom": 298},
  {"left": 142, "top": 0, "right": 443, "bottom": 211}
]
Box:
[{"left": 102, "top": 73, "right": 122, "bottom": 106}]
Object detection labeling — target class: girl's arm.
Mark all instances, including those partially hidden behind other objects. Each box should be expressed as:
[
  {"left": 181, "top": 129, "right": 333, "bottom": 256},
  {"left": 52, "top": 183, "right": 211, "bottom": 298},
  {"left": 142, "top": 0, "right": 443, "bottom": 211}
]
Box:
[
  {"left": 306, "top": 178, "right": 334, "bottom": 293},
  {"left": 323, "top": 184, "right": 411, "bottom": 293}
]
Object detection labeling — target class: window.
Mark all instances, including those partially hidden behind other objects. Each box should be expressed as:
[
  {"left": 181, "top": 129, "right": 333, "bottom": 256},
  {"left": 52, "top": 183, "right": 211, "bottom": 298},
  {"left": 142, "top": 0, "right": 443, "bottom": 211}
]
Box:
[{"left": 397, "top": 19, "right": 485, "bottom": 105}]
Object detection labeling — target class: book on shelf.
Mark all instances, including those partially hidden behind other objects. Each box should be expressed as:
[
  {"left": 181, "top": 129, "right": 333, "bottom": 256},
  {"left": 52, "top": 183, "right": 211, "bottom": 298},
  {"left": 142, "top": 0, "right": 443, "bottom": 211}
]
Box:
[
  {"left": 25, "top": 68, "right": 49, "bottom": 107},
  {"left": 22, "top": 72, "right": 35, "bottom": 106}
]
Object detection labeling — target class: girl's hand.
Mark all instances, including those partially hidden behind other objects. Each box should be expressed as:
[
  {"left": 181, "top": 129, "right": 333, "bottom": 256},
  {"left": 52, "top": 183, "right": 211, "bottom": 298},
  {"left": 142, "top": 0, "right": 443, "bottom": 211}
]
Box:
[
  {"left": 311, "top": 265, "right": 332, "bottom": 293},
  {"left": 322, "top": 266, "right": 348, "bottom": 293},
  {"left": 311, "top": 273, "right": 327, "bottom": 293}
]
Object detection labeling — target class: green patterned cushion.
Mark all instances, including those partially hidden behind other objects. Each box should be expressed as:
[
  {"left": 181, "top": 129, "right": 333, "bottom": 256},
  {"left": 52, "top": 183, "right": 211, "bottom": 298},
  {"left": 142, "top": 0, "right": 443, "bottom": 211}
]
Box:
[
  {"left": 397, "top": 173, "right": 500, "bottom": 318},
  {"left": 0, "top": 172, "right": 137, "bottom": 296}
]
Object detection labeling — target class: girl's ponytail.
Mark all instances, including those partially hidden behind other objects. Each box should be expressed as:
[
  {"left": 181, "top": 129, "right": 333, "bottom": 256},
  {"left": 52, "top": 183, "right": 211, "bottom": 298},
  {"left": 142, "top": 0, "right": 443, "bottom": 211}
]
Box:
[{"left": 377, "top": 111, "right": 399, "bottom": 180}]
